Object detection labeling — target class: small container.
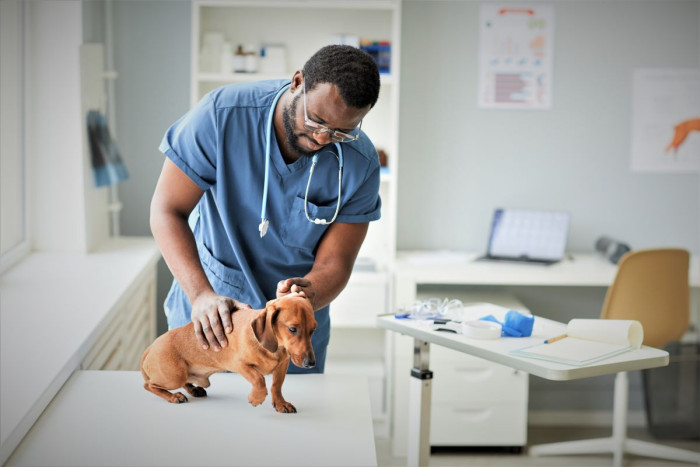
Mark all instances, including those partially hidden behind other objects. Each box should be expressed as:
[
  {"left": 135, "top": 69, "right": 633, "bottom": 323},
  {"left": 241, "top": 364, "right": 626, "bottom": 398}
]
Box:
[
  {"left": 244, "top": 44, "right": 258, "bottom": 73},
  {"left": 233, "top": 45, "right": 246, "bottom": 73},
  {"left": 220, "top": 42, "right": 233, "bottom": 74}
]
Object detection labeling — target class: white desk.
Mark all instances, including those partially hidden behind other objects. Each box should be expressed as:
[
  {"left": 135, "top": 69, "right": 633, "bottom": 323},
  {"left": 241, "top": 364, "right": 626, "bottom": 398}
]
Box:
[
  {"left": 7, "top": 371, "right": 377, "bottom": 467},
  {"left": 377, "top": 312, "right": 669, "bottom": 467},
  {"left": 394, "top": 252, "right": 700, "bottom": 304}
]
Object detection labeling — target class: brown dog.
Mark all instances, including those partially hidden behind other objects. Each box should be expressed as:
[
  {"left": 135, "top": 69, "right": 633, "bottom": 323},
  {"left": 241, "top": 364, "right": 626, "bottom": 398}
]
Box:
[{"left": 140, "top": 292, "right": 316, "bottom": 413}]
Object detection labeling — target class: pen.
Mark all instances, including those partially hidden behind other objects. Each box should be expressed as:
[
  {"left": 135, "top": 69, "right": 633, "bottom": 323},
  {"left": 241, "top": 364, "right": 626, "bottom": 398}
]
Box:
[{"left": 544, "top": 333, "right": 567, "bottom": 344}]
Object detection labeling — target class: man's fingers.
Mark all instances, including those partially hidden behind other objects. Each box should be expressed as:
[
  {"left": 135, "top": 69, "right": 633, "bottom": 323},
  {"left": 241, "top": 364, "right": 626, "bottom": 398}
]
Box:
[
  {"left": 211, "top": 316, "right": 228, "bottom": 349},
  {"left": 277, "top": 279, "right": 291, "bottom": 293},
  {"left": 233, "top": 299, "right": 252, "bottom": 309},
  {"left": 219, "top": 302, "right": 234, "bottom": 336},
  {"left": 201, "top": 320, "right": 220, "bottom": 351},
  {"left": 193, "top": 322, "right": 209, "bottom": 350}
]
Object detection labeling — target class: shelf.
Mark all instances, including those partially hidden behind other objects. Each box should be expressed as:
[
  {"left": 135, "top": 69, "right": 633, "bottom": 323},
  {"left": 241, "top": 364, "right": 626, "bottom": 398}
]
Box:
[
  {"left": 196, "top": 0, "right": 398, "bottom": 12},
  {"left": 197, "top": 72, "right": 395, "bottom": 85}
]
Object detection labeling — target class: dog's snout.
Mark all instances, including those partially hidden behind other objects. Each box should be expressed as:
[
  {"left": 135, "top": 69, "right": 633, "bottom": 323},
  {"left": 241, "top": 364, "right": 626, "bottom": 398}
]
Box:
[{"left": 303, "top": 353, "right": 316, "bottom": 368}]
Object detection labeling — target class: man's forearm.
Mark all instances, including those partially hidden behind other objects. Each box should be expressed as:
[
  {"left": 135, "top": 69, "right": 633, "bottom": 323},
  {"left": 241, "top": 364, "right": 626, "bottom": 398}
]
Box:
[
  {"left": 304, "top": 260, "right": 354, "bottom": 311},
  {"left": 151, "top": 211, "right": 213, "bottom": 304}
]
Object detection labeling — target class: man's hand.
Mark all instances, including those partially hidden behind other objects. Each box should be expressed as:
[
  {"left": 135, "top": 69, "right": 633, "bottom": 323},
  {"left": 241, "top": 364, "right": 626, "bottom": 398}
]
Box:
[
  {"left": 191, "top": 291, "right": 251, "bottom": 351},
  {"left": 277, "top": 278, "right": 316, "bottom": 308}
]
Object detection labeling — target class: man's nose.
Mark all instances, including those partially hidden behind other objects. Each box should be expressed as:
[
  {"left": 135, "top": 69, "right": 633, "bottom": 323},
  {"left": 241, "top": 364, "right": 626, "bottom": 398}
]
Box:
[{"left": 312, "top": 131, "right": 333, "bottom": 145}]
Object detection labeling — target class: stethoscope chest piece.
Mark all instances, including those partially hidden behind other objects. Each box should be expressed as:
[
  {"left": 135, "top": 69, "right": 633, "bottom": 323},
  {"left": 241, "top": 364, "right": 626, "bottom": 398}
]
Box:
[{"left": 259, "top": 219, "right": 269, "bottom": 238}]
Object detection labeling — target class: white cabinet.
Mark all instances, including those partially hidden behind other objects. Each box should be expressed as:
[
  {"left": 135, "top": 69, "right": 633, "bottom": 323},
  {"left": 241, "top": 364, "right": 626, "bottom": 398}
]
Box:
[
  {"left": 81, "top": 267, "right": 157, "bottom": 371},
  {"left": 190, "top": 0, "right": 402, "bottom": 436}
]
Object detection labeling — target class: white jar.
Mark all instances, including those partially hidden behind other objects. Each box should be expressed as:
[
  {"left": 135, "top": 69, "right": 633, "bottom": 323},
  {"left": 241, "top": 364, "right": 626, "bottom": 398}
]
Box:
[
  {"left": 244, "top": 44, "right": 258, "bottom": 73},
  {"left": 220, "top": 43, "right": 233, "bottom": 74}
]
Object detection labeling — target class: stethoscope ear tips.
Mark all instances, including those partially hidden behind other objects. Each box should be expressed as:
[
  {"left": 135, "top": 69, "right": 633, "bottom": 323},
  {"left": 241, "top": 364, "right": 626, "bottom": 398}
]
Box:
[{"left": 314, "top": 218, "right": 328, "bottom": 225}]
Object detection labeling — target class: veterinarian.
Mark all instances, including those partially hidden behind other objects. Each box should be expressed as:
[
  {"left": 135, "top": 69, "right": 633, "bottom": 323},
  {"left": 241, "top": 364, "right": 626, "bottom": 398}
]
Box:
[{"left": 150, "top": 45, "right": 382, "bottom": 374}]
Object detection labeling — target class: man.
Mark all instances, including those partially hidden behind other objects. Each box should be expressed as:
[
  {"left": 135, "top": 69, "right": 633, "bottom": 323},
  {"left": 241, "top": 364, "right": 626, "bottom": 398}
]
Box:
[{"left": 150, "top": 45, "right": 382, "bottom": 373}]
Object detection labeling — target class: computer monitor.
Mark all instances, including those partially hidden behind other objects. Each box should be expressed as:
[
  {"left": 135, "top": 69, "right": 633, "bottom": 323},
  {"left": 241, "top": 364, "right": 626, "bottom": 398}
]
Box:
[{"left": 482, "top": 208, "right": 570, "bottom": 264}]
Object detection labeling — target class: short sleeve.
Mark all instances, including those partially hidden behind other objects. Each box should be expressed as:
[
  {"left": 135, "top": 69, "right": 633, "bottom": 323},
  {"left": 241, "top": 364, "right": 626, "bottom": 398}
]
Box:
[
  {"left": 159, "top": 94, "right": 218, "bottom": 191},
  {"left": 335, "top": 163, "right": 382, "bottom": 223}
]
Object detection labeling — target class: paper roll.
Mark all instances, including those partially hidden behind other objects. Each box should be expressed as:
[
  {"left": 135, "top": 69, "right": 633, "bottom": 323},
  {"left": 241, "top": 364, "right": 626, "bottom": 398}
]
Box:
[
  {"left": 567, "top": 319, "right": 644, "bottom": 348},
  {"left": 461, "top": 320, "right": 502, "bottom": 339}
]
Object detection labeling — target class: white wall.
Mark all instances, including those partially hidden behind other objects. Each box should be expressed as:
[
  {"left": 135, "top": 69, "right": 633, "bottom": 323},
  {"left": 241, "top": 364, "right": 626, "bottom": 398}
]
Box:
[{"left": 26, "top": 1, "right": 99, "bottom": 253}]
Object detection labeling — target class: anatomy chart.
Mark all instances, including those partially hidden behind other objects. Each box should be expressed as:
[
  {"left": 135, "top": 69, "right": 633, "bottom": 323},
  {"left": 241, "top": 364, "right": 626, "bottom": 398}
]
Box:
[
  {"left": 478, "top": 3, "right": 554, "bottom": 110},
  {"left": 630, "top": 69, "right": 700, "bottom": 173}
]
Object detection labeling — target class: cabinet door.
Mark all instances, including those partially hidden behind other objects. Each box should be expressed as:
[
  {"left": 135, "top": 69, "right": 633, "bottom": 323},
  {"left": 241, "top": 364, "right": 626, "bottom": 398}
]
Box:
[
  {"left": 331, "top": 272, "right": 388, "bottom": 327},
  {"left": 430, "top": 401, "right": 527, "bottom": 446},
  {"left": 81, "top": 267, "right": 157, "bottom": 371},
  {"left": 430, "top": 345, "right": 529, "bottom": 404}
]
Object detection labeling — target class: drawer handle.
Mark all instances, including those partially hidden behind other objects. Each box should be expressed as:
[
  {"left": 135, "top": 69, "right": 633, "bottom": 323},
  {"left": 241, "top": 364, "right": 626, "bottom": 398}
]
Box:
[
  {"left": 455, "top": 367, "right": 493, "bottom": 381},
  {"left": 453, "top": 408, "right": 492, "bottom": 423}
]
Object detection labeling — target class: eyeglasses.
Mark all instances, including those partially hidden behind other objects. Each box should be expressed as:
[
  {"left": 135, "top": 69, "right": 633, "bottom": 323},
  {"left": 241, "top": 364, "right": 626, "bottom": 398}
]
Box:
[{"left": 302, "top": 81, "right": 362, "bottom": 143}]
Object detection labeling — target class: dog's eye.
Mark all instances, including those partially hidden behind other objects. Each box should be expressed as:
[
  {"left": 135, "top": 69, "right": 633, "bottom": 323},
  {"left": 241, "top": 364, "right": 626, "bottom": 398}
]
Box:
[{"left": 288, "top": 326, "right": 297, "bottom": 335}]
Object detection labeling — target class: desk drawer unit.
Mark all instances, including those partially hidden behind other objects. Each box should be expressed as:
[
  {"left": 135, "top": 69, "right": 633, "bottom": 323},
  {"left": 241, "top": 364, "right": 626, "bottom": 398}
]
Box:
[{"left": 394, "top": 334, "right": 528, "bottom": 447}]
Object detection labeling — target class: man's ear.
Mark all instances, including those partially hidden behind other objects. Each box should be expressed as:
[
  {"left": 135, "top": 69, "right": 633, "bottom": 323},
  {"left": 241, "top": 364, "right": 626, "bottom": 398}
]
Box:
[
  {"left": 290, "top": 70, "right": 303, "bottom": 92},
  {"left": 252, "top": 307, "right": 279, "bottom": 353}
]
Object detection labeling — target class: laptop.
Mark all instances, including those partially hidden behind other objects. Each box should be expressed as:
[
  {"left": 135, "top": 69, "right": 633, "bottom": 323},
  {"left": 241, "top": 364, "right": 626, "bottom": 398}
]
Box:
[{"left": 477, "top": 208, "right": 570, "bottom": 265}]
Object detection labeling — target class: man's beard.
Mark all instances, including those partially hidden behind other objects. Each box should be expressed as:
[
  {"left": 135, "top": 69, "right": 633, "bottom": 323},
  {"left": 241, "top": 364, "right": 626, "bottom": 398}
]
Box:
[{"left": 282, "top": 93, "right": 318, "bottom": 158}]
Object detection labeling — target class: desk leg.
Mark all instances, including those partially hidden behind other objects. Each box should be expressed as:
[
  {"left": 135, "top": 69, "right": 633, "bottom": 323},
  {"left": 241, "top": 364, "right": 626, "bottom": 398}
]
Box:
[{"left": 407, "top": 339, "right": 433, "bottom": 467}]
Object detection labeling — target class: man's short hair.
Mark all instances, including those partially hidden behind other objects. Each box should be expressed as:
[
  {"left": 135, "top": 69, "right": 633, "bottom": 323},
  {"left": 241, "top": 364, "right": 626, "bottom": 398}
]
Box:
[{"left": 302, "top": 45, "right": 380, "bottom": 109}]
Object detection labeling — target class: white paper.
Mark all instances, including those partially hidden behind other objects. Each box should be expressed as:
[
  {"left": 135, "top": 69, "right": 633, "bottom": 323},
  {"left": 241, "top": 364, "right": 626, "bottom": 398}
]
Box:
[
  {"left": 630, "top": 69, "right": 700, "bottom": 173},
  {"left": 511, "top": 319, "right": 643, "bottom": 366},
  {"left": 478, "top": 3, "right": 555, "bottom": 110}
]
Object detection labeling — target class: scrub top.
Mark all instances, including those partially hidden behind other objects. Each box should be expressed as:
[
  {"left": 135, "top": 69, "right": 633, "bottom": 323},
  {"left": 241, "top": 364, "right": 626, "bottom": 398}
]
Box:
[{"left": 159, "top": 79, "right": 382, "bottom": 373}]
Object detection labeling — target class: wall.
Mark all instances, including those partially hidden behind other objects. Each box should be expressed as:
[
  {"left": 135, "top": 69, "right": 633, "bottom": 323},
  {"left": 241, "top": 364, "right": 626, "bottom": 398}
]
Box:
[
  {"left": 398, "top": 0, "right": 699, "bottom": 254},
  {"left": 111, "top": 0, "right": 191, "bottom": 335}
]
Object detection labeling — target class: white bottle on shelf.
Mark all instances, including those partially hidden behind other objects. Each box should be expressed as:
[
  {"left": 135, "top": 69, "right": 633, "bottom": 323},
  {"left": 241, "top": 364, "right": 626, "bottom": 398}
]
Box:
[
  {"left": 233, "top": 45, "right": 246, "bottom": 73},
  {"left": 199, "top": 32, "right": 223, "bottom": 73},
  {"left": 244, "top": 44, "right": 258, "bottom": 73},
  {"left": 220, "top": 42, "right": 233, "bottom": 75}
]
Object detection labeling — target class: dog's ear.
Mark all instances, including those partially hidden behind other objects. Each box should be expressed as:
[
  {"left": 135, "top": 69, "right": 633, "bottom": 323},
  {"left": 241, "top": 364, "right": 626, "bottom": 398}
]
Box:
[{"left": 252, "top": 304, "right": 279, "bottom": 353}]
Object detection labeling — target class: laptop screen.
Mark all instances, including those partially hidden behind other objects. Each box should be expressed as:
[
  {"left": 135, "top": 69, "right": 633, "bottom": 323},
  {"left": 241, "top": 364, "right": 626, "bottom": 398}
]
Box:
[{"left": 487, "top": 208, "right": 570, "bottom": 262}]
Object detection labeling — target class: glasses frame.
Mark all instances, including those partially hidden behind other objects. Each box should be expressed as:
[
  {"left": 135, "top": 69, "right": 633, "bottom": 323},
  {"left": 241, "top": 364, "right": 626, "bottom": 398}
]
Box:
[{"left": 302, "top": 81, "right": 362, "bottom": 143}]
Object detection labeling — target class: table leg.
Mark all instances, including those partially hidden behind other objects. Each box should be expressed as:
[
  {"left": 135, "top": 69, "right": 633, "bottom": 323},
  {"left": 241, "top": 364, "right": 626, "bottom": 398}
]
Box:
[{"left": 407, "top": 338, "right": 433, "bottom": 467}]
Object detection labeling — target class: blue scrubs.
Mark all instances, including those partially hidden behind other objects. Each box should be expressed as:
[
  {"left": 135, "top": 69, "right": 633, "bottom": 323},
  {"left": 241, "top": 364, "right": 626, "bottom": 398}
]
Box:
[{"left": 159, "top": 80, "right": 381, "bottom": 373}]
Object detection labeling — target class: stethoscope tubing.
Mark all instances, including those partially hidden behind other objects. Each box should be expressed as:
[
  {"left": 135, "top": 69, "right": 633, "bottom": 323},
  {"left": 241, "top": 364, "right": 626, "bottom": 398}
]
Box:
[{"left": 260, "top": 82, "right": 344, "bottom": 238}]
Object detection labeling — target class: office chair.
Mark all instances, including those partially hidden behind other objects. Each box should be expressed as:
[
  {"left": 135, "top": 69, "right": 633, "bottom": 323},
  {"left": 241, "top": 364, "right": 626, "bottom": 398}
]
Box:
[{"left": 530, "top": 248, "right": 700, "bottom": 467}]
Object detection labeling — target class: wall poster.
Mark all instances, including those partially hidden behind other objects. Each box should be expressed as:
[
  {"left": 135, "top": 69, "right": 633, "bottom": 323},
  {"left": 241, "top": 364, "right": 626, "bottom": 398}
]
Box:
[
  {"left": 478, "top": 3, "right": 554, "bottom": 110},
  {"left": 630, "top": 69, "right": 700, "bottom": 173}
]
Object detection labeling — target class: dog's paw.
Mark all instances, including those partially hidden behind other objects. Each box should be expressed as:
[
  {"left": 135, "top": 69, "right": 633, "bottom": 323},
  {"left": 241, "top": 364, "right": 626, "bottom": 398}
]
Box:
[
  {"left": 272, "top": 399, "right": 297, "bottom": 413},
  {"left": 248, "top": 390, "right": 267, "bottom": 407},
  {"left": 185, "top": 384, "right": 207, "bottom": 397},
  {"left": 171, "top": 392, "right": 188, "bottom": 404}
]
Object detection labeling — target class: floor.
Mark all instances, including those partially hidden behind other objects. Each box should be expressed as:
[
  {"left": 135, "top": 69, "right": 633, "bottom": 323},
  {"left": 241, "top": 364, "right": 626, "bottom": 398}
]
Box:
[{"left": 375, "top": 426, "right": 700, "bottom": 467}]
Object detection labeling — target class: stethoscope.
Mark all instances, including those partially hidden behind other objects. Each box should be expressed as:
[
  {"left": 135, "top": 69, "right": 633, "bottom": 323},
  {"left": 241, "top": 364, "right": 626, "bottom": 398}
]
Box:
[{"left": 259, "top": 83, "right": 344, "bottom": 238}]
